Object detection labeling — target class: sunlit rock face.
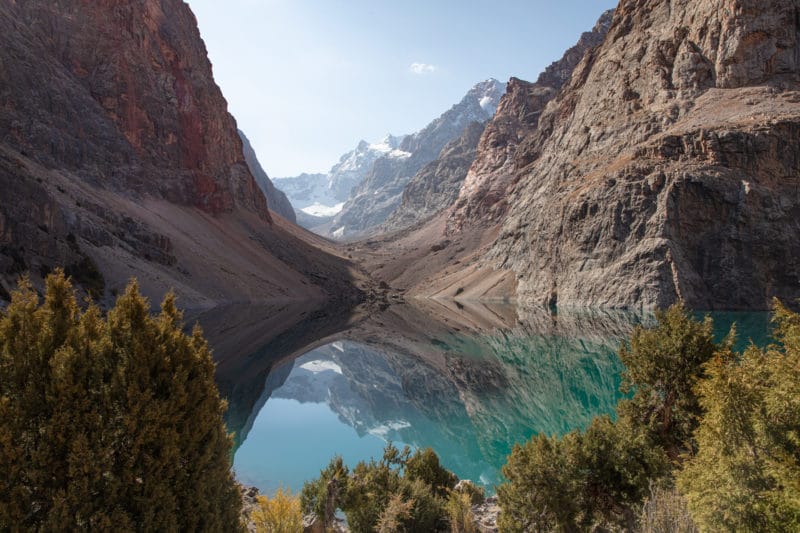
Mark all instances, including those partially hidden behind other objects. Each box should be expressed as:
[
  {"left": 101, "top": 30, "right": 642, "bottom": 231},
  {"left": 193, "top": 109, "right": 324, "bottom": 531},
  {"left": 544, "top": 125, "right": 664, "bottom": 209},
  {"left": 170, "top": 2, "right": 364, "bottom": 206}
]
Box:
[
  {"left": 481, "top": 1, "right": 800, "bottom": 309},
  {"left": 448, "top": 10, "right": 614, "bottom": 232}
]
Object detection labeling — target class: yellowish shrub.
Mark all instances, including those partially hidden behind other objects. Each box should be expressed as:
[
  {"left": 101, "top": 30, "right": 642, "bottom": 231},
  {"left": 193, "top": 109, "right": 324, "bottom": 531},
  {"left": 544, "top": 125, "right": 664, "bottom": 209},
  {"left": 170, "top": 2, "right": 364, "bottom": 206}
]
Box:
[
  {"left": 446, "top": 490, "right": 476, "bottom": 533},
  {"left": 252, "top": 487, "right": 303, "bottom": 533}
]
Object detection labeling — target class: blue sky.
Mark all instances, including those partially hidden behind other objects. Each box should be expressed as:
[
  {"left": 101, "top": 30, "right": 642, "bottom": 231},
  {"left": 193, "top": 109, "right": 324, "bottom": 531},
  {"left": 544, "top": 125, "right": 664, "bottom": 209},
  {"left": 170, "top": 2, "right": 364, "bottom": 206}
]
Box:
[{"left": 187, "top": 0, "right": 618, "bottom": 177}]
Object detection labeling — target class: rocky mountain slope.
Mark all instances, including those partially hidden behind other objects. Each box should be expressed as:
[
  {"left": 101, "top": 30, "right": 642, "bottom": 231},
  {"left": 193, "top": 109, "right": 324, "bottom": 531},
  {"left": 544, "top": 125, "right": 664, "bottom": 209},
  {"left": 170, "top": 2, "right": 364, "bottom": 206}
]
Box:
[
  {"left": 328, "top": 79, "right": 506, "bottom": 239},
  {"left": 364, "top": 1, "right": 800, "bottom": 311},
  {"left": 449, "top": 10, "right": 614, "bottom": 231},
  {"left": 0, "top": 0, "right": 361, "bottom": 308},
  {"left": 238, "top": 130, "right": 296, "bottom": 223},
  {"left": 486, "top": 0, "right": 800, "bottom": 309},
  {"left": 381, "top": 120, "right": 487, "bottom": 233}
]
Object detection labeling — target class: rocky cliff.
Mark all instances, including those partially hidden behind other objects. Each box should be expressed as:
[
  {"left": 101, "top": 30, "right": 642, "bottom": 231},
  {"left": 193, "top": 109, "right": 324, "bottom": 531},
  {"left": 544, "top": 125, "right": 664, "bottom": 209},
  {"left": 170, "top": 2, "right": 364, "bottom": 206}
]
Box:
[
  {"left": 0, "top": 0, "right": 360, "bottom": 307},
  {"left": 238, "top": 130, "right": 296, "bottom": 223},
  {"left": 367, "top": 1, "right": 800, "bottom": 311},
  {"left": 486, "top": 0, "right": 800, "bottom": 309},
  {"left": 448, "top": 10, "right": 614, "bottom": 231}
]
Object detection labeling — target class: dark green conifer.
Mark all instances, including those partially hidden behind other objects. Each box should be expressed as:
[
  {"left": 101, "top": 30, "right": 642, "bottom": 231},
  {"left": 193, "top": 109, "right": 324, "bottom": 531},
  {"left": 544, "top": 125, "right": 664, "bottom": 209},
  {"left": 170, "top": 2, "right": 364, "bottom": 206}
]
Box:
[{"left": 0, "top": 271, "right": 243, "bottom": 531}]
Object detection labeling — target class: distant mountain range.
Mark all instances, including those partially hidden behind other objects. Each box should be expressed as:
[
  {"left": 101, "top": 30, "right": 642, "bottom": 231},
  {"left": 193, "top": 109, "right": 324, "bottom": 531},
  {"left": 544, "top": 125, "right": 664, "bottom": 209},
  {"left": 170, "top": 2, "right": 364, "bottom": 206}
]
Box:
[
  {"left": 275, "top": 79, "right": 506, "bottom": 239},
  {"left": 273, "top": 134, "right": 409, "bottom": 230}
]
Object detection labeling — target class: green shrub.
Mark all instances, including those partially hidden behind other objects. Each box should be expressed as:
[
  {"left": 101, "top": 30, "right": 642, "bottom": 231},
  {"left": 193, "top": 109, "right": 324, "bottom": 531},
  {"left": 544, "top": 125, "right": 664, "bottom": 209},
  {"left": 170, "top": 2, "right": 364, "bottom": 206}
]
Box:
[
  {"left": 405, "top": 447, "right": 458, "bottom": 497},
  {"left": 301, "top": 444, "right": 455, "bottom": 532},
  {"left": 498, "top": 415, "right": 666, "bottom": 532},
  {"left": 300, "top": 455, "right": 349, "bottom": 526},
  {"left": 0, "top": 271, "right": 242, "bottom": 531},
  {"left": 678, "top": 301, "right": 800, "bottom": 532},
  {"left": 617, "top": 303, "right": 722, "bottom": 456},
  {"left": 454, "top": 480, "right": 485, "bottom": 505},
  {"left": 497, "top": 303, "right": 716, "bottom": 532},
  {"left": 446, "top": 490, "right": 477, "bottom": 533}
]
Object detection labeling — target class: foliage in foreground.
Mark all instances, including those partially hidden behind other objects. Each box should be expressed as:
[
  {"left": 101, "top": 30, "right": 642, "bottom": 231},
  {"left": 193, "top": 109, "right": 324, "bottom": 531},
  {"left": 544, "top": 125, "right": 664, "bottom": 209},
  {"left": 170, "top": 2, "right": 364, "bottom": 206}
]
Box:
[
  {"left": 636, "top": 484, "right": 697, "bottom": 533},
  {"left": 497, "top": 302, "right": 800, "bottom": 532},
  {"left": 301, "top": 444, "right": 476, "bottom": 533},
  {"left": 678, "top": 301, "right": 800, "bottom": 532},
  {"left": 0, "top": 271, "right": 243, "bottom": 531},
  {"left": 251, "top": 487, "right": 303, "bottom": 533}
]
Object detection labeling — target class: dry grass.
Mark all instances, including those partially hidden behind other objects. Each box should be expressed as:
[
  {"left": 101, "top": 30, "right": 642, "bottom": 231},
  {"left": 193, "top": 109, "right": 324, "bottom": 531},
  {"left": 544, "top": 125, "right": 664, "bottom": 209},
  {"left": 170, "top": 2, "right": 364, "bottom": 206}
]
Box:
[{"left": 637, "top": 485, "right": 698, "bottom": 533}]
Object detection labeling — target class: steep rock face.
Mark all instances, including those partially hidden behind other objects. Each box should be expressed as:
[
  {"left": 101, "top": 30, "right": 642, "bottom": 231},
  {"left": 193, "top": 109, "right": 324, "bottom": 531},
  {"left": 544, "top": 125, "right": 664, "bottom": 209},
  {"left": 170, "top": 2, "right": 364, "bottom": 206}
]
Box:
[
  {"left": 3, "top": 0, "right": 267, "bottom": 217},
  {"left": 487, "top": 0, "right": 800, "bottom": 309},
  {"left": 449, "top": 10, "right": 614, "bottom": 231},
  {"left": 382, "top": 121, "right": 487, "bottom": 232},
  {"left": 329, "top": 79, "right": 506, "bottom": 239},
  {"left": 0, "top": 0, "right": 359, "bottom": 307},
  {"left": 238, "top": 130, "right": 296, "bottom": 223}
]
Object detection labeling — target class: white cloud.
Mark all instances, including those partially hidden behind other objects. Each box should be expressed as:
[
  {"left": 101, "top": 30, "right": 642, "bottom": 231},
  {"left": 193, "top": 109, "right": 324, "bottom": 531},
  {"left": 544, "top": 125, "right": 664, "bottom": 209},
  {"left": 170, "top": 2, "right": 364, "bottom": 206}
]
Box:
[{"left": 409, "top": 62, "right": 437, "bottom": 75}]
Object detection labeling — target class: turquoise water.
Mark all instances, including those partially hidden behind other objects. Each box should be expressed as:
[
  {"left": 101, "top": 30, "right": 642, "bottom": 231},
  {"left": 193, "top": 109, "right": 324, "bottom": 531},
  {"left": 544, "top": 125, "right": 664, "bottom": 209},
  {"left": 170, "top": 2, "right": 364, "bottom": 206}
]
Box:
[
  {"left": 233, "top": 397, "right": 396, "bottom": 492},
  {"left": 220, "top": 306, "right": 770, "bottom": 495}
]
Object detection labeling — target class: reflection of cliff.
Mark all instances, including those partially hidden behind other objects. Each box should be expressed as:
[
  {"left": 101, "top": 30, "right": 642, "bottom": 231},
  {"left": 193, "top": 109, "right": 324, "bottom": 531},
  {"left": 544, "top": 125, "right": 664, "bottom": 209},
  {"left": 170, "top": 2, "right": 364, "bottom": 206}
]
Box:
[
  {"left": 253, "top": 302, "right": 644, "bottom": 486},
  {"left": 190, "top": 302, "right": 357, "bottom": 448}
]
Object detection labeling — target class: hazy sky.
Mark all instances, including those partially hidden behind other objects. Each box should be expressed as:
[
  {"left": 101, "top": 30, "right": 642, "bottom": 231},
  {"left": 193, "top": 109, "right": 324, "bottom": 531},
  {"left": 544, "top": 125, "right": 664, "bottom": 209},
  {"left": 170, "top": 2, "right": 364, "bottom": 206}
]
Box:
[{"left": 187, "top": 0, "right": 617, "bottom": 177}]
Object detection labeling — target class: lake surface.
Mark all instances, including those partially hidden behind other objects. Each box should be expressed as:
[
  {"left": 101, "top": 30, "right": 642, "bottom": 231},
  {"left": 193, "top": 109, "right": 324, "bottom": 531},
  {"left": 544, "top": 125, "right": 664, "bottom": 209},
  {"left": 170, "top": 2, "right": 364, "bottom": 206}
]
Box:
[{"left": 199, "top": 301, "right": 770, "bottom": 495}]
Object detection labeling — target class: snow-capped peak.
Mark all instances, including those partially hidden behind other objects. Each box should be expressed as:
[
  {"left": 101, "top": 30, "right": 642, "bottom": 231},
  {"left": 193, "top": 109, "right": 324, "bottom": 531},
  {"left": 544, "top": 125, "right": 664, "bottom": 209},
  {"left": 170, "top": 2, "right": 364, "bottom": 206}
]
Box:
[{"left": 469, "top": 78, "right": 506, "bottom": 116}]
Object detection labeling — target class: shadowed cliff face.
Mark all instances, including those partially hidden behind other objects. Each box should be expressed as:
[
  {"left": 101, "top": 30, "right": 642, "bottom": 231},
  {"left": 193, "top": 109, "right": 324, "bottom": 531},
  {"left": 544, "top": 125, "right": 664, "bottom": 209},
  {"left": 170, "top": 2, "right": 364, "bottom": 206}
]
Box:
[
  {"left": 2, "top": 0, "right": 265, "bottom": 216},
  {"left": 239, "top": 130, "right": 296, "bottom": 223},
  {"left": 381, "top": 120, "right": 488, "bottom": 233},
  {"left": 0, "top": 1, "right": 361, "bottom": 307}
]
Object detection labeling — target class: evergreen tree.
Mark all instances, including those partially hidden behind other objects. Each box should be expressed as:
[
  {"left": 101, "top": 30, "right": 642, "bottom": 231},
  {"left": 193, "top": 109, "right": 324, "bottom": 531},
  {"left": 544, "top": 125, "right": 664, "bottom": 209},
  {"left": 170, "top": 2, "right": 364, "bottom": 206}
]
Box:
[
  {"left": 678, "top": 301, "right": 800, "bottom": 532},
  {"left": 498, "top": 415, "right": 666, "bottom": 532},
  {"left": 617, "top": 303, "right": 722, "bottom": 457},
  {"left": 0, "top": 271, "right": 243, "bottom": 531},
  {"left": 497, "top": 303, "right": 718, "bottom": 531}
]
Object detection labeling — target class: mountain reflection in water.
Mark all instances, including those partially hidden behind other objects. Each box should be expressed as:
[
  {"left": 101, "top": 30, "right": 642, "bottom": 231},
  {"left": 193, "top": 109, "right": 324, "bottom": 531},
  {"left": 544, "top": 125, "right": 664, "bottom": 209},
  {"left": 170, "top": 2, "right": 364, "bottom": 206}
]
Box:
[{"left": 194, "top": 300, "right": 768, "bottom": 494}]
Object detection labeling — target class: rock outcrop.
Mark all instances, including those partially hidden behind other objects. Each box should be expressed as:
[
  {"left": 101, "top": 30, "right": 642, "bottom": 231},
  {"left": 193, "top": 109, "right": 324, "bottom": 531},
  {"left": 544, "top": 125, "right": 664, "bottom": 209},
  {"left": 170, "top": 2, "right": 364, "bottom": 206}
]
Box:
[
  {"left": 238, "top": 130, "right": 296, "bottom": 223},
  {"left": 448, "top": 10, "right": 614, "bottom": 231},
  {"left": 0, "top": 0, "right": 360, "bottom": 307},
  {"left": 487, "top": 0, "right": 800, "bottom": 309},
  {"left": 368, "top": 2, "right": 800, "bottom": 311}
]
